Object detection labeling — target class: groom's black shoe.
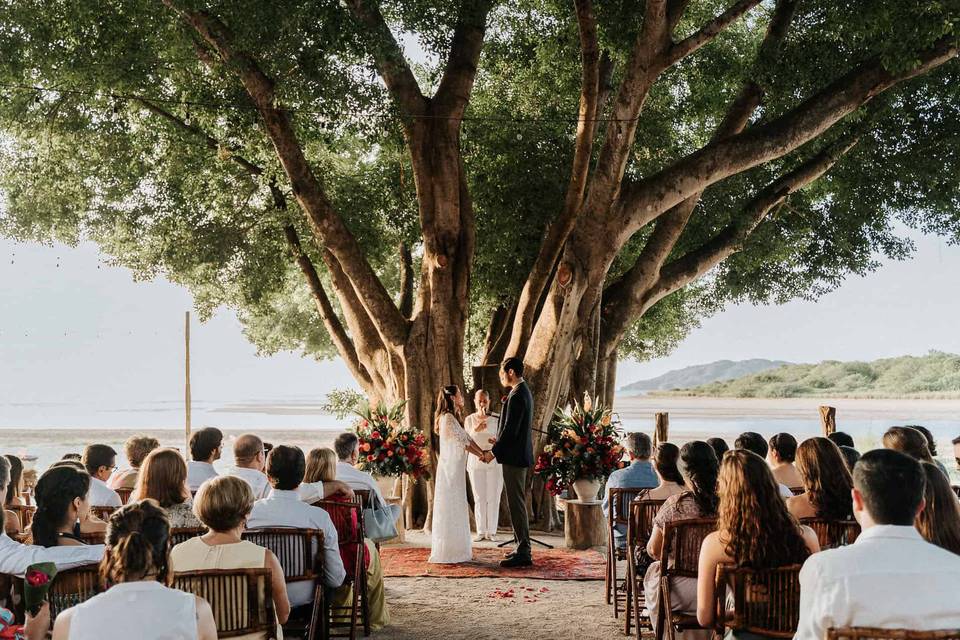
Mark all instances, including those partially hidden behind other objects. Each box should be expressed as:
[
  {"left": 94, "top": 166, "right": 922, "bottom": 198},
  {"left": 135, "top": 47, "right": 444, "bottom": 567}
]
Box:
[{"left": 500, "top": 556, "right": 533, "bottom": 568}]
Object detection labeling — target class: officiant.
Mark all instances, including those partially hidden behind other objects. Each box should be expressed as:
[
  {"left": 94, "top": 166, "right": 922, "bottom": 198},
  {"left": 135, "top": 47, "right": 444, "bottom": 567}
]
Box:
[{"left": 464, "top": 390, "right": 503, "bottom": 541}]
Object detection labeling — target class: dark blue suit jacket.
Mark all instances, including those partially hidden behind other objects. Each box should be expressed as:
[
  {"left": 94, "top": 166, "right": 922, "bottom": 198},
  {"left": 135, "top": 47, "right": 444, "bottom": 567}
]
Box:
[{"left": 492, "top": 380, "right": 534, "bottom": 468}]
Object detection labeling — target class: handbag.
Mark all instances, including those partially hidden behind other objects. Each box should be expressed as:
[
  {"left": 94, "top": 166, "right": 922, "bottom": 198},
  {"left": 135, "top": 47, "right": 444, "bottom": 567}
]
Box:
[{"left": 362, "top": 499, "right": 399, "bottom": 542}]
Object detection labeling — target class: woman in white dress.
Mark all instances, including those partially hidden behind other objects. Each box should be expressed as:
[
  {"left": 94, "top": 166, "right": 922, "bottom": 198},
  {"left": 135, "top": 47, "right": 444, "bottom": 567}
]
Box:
[
  {"left": 464, "top": 390, "right": 503, "bottom": 541},
  {"left": 429, "top": 385, "right": 489, "bottom": 564}
]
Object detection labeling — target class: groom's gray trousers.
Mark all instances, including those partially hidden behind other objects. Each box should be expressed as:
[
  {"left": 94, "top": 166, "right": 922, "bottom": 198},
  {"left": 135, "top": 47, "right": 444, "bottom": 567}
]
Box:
[{"left": 502, "top": 464, "right": 531, "bottom": 559}]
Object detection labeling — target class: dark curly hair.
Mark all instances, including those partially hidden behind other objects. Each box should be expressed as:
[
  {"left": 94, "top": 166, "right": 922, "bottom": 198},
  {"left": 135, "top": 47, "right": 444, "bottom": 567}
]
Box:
[
  {"left": 718, "top": 450, "right": 810, "bottom": 569},
  {"left": 31, "top": 465, "right": 91, "bottom": 548},
  {"left": 795, "top": 437, "right": 853, "bottom": 520},
  {"left": 100, "top": 499, "right": 172, "bottom": 588},
  {"left": 678, "top": 441, "right": 719, "bottom": 516}
]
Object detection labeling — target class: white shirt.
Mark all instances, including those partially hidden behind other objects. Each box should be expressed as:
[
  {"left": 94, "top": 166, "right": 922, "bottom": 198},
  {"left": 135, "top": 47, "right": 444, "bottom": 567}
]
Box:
[
  {"left": 795, "top": 525, "right": 960, "bottom": 640},
  {"left": 336, "top": 461, "right": 388, "bottom": 509},
  {"left": 464, "top": 413, "right": 499, "bottom": 473},
  {"left": 186, "top": 461, "right": 218, "bottom": 491},
  {"left": 247, "top": 489, "right": 346, "bottom": 605},
  {"left": 778, "top": 482, "right": 794, "bottom": 499},
  {"left": 296, "top": 480, "right": 325, "bottom": 503},
  {"left": 0, "top": 531, "right": 104, "bottom": 576},
  {"left": 68, "top": 580, "right": 198, "bottom": 640},
  {"left": 227, "top": 467, "right": 271, "bottom": 500},
  {"left": 88, "top": 476, "right": 122, "bottom": 507}
]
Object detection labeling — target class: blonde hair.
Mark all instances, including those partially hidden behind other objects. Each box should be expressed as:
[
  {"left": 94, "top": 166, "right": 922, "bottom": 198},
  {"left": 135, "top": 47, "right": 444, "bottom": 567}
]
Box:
[
  {"left": 304, "top": 447, "right": 338, "bottom": 484},
  {"left": 193, "top": 475, "right": 254, "bottom": 532}
]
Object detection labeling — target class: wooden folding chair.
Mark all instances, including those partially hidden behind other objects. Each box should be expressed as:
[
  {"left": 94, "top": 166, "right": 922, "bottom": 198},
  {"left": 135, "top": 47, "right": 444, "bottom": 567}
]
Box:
[
  {"left": 115, "top": 487, "right": 133, "bottom": 504},
  {"left": 657, "top": 517, "right": 717, "bottom": 640},
  {"left": 48, "top": 564, "right": 100, "bottom": 621},
  {"left": 353, "top": 490, "right": 372, "bottom": 509},
  {"left": 170, "top": 527, "right": 207, "bottom": 546},
  {"left": 828, "top": 628, "right": 960, "bottom": 640},
  {"left": 789, "top": 486, "right": 805, "bottom": 496},
  {"left": 605, "top": 487, "right": 650, "bottom": 610},
  {"left": 174, "top": 568, "right": 279, "bottom": 639},
  {"left": 623, "top": 496, "right": 666, "bottom": 637},
  {"left": 90, "top": 506, "right": 117, "bottom": 521},
  {"left": 315, "top": 497, "right": 369, "bottom": 640},
  {"left": 6, "top": 504, "right": 35, "bottom": 532},
  {"left": 714, "top": 563, "right": 803, "bottom": 638},
  {"left": 799, "top": 518, "right": 861, "bottom": 550},
  {"left": 242, "top": 527, "right": 327, "bottom": 640}
]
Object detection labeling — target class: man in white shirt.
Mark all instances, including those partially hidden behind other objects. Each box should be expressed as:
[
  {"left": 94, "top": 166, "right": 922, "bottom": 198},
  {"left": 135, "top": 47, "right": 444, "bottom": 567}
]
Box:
[
  {"left": 0, "top": 455, "right": 104, "bottom": 575},
  {"left": 187, "top": 427, "right": 222, "bottom": 491},
  {"left": 735, "top": 432, "right": 794, "bottom": 498},
  {"left": 82, "top": 444, "right": 122, "bottom": 507},
  {"left": 795, "top": 449, "right": 960, "bottom": 640},
  {"left": 247, "top": 445, "right": 346, "bottom": 609},
  {"left": 333, "top": 433, "right": 402, "bottom": 522}
]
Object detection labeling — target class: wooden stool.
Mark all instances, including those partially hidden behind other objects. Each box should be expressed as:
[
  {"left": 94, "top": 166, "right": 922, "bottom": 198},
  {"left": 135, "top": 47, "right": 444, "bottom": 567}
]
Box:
[{"left": 564, "top": 499, "right": 607, "bottom": 550}]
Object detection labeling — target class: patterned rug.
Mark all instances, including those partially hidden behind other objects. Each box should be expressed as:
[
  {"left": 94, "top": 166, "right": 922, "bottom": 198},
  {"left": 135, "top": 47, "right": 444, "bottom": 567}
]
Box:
[{"left": 380, "top": 546, "right": 605, "bottom": 580}]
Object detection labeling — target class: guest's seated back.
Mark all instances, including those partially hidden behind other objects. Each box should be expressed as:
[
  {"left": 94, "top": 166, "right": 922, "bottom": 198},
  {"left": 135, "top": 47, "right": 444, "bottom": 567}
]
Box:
[
  {"left": 707, "top": 437, "right": 729, "bottom": 461},
  {"left": 767, "top": 433, "right": 802, "bottom": 488},
  {"left": 304, "top": 447, "right": 367, "bottom": 577},
  {"left": 787, "top": 437, "right": 853, "bottom": 521},
  {"left": 109, "top": 435, "right": 160, "bottom": 491},
  {"left": 227, "top": 434, "right": 270, "bottom": 500},
  {"left": 646, "top": 442, "right": 686, "bottom": 501},
  {"left": 602, "top": 431, "right": 659, "bottom": 536},
  {"left": 794, "top": 449, "right": 960, "bottom": 640},
  {"left": 882, "top": 425, "right": 935, "bottom": 463},
  {"left": 132, "top": 448, "right": 202, "bottom": 529},
  {"left": 81, "top": 445, "right": 122, "bottom": 507},
  {"left": 187, "top": 427, "right": 222, "bottom": 492},
  {"left": 171, "top": 475, "right": 290, "bottom": 636},
  {"left": 915, "top": 461, "right": 960, "bottom": 555},
  {"left": 907, "top": 424, "right": 951, "bottom": 476},
  {"left": 51, "top": 499, "right": 217, "bottom": 640},
  {"left": 30, "top": 465, "right": 105, "bottom": 547},
  {"left": 735, "top": 432, "right": 793, "bottom": 498},
  {"left": 696, "top": 449, "right": 819, "bottom": 628}
]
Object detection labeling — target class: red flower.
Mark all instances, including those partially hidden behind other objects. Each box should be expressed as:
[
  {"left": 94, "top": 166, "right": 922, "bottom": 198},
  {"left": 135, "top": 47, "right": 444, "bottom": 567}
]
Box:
[
  {"left": 367, "top": 455, "right": 375, "bottom": 462},
  {"left": 371, "top": 431, "right": 382, "bottom": 440},
  {"left": 25, "top": 569, "right": 49, "bottom": 587}
]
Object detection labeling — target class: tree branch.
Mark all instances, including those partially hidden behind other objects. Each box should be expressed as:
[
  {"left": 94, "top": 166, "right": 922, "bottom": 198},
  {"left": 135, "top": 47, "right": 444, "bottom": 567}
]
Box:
[
  {"left": 667, "top": 0, "right": 764, "bottom": 65},
  {"left": 434, "top": 0, "right": 495, "bottom": 118}
]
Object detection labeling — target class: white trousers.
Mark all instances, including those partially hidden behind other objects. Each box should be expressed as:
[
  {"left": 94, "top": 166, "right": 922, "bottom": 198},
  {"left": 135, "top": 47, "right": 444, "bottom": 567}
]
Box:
[{"left": 468, "top": 464, "right": 504, "bottom": 536}]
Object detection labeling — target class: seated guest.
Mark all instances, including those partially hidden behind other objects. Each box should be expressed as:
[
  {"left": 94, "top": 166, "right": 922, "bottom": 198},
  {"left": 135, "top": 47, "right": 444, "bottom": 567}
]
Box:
[
  {"left": 767, "top": 432, "right": 802, "bottom": 488},
  {"left": 827, "top": 431, "right": 855, "bottom": 449},
  {"left": 882, "top": 425, "right": 935, "bottom": 463},
  {"left": 82, "top": 444, "right": 122, "bottom": 507},
  {"left": 187, "top": 427, "right": 222, "bottom": 492},
  {"left": 795, "top": 449, "right": 960, "bottom": 639},
  {"left": 0, "top": 455, "right": 103, "bottom": 574},
  {"left": 304, "top": 448, "right": 389, "bottom": 629},
  {"left": 953, "top": 434, "right": 960, "bottom": 473},
  {"left": 601, "top": 432, "right": 658, "bottom": 547},
  {"left": 643, "top": 441, "right": 719, "bottom": 635},
  {"left": 61, "top": 453, "right": 82, "bottom": 461},
  {"left": 734, "top": 432, "right": 792, "bottom": 498},
  {"left": 30, "top": 465, "right": 106, "bottom": 547},
  {"left": 645, "top": 442, "right": 686, "bottom": 501},
  {"left": 696, "top": 450, "right": 820, "bottom": 629},
  {"left": 132, "top": 448, "right": 202, "bottom": 528},
  {"left": 4, "top": 454, "right": 24, "bottom": 535},
  {"left": 52, "top": 499, "right": 217, "bottom": 640},
  {"left": 171, "top": 476, "right": 290, "bottom": 638},
  {"left": 915, "top": 461, "right": 960, "bottom": 555},
  {"left": 787, "top": 437, "right": 853, "bottom": 521},
  {"left": 227, "top": 434, "right": 271, "bottom": 500},
  {"left": 909, "top": 424, "right": 950, "bottom": 476},
  {"left": 839, "top": 445, "right": 860, "bottom": 472},
  {"left": 108, "top": 435, "right": 159, "bottom": 491},
  {"left": 333, "top": 432, "right": 402, "bottom": 521},
  {"left": 706, "top": 437, "right": 729, "bottom": 461}
]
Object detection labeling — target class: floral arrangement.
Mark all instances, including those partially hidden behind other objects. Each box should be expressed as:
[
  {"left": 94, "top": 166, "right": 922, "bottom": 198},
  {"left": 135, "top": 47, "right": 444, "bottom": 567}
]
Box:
[
  {"left": 535, "top": 393, "right": 626, "bottom": 496},
  {"left": 352, "top": 401, "right": 429, "bottom": 479}
]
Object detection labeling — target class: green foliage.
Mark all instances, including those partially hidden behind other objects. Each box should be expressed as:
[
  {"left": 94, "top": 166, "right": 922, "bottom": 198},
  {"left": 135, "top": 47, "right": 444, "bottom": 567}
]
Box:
[{"left": 321, "top": 388, "right": 367, "bottom": 419}]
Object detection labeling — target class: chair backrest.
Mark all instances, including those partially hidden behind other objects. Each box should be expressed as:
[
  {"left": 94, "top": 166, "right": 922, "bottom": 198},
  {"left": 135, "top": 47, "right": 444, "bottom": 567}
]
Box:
[
  {"left": 353, "top": 489, "right": 372, "bottom": 509},
  {"left": 608, "top": 488, "right": 650, "bottom": 526},
  {"left": 91, "top": 506, "right": 117, "bottom": 521},
  {"left": 799, "top": 518, "right": 861, "bottom": 550},
  {"left": 828, "top": 628, "right": 960, "bottom": 640},
  {"left": 170, "top": 527, "right": 207, "bottom": 547},
  {"left": 116, "top": 488, "right": 133, "bottom": 505},
  {"left": 660, "top": 517, "right": 717, "bottom": 578},
  {"left": 789, "top": 486, "right": 805, "bottom": 496},
  {"left": 79, "top": 530, "right": 107, "bottom": 545},
  {"left": 715, "top": 564, "right": 803, "bottom": 638},
  {"left": 7, "top": 504, "right": 35, "bottom": 531},
  {"left": 627, "top": 497, "right": 667, "bottom": 551},
  {"left": 952, "top": 485, "right": 960, "bottom": 499},
  {"left": 314, "top": 498, "right": 365, "bottom": 585},
  {"left": 242, "top": 527, "right": 325, "bottom": 584},
  {"left": 174, "top": 568, "right": 277, "bottom": 639},
  {"left": 49, "top": 564, "right": 100, "bottom": 620}
]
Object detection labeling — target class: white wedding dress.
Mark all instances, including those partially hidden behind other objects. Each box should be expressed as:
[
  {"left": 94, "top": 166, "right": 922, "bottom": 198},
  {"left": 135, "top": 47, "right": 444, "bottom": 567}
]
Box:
[{"left": 428, "top": 412, "right": 473, "bottom": 563}]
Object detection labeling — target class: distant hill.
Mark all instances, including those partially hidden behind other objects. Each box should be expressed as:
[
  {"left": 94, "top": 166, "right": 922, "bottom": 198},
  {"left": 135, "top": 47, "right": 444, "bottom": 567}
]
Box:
[
  {"left": 620, "top": 359, "right": 791, "bottom": 393},
  {"left": 658, "top": 351, "right": 960, "bottom": 398}
]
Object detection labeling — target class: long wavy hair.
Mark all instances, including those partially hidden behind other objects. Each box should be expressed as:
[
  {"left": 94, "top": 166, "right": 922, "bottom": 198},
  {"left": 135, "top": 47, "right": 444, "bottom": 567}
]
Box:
[
  {"left": 654, "top": 443, "right": 684, "bottom": 486},
  {"left": 4, "top": 455, "right": 23, "bottom": 506},
  {"left": 883, "top": 426, "right": 934, "bottom": 462},
  {"left": 434, "top": 385, "right": 461, "bottom": 434},
  {"left": 30, "top": 465, "right": 91, "bottom": 548},
  {"left": 916, "top": 461, "right": 960, "bottom": 555},
  {"left": 100, "top": 499, "right": 172, "bottom": 589},
  {"left": 795, "top": 437, "right": 853, "bottom": 520},
  {"left": 718, "top": 450, "right": 810, "bottom": 569},
  {"left": 678, "top": 441, "right": 719, "bottom": 516}
]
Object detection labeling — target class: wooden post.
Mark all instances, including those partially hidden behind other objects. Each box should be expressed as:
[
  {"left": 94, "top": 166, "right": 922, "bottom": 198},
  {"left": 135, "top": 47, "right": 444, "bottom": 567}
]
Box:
[
  {"left": 185, "top": 311, "right": 192, "bottom": 454},
  {"left": 819, "top": 406, "right": 836, "bottom": 436},
  {"left": 564, "top": 501, "right": 607, "bottom": 550},
  {"left": 653, "top": 412, "right": 669, "bottom": 447}
]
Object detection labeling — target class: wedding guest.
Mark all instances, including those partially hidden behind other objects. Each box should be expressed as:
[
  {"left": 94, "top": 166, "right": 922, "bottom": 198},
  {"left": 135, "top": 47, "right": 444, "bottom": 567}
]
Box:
[
  {"left": 827, "top": 431, "right": 855, "bottom": 449},
  {"left": 465, "top": 390, "right": 503, "bottom": 542},
  {"left": 0, "top": 455, "right": 103, "bottom": 574},
  {"left": 908, "top": 424, "right": 950, "bottom": 476},
  {"left": 795, "top": 449, "right": 960, "bottom": 639},
  {"left": 131, "top": 448, "right": 202, "bottom": 528},
  {"left": 883, "top": 425, "right": 935, "bottom": 463},
  {"left": 767, "top": 432, "right": 802, "bottom": 488},
  {"left": 643, "top": 441, "right": 719, "bottom": 635},
  {"left": 171, "top": 476, "right": 290, "bottom": 638},
  {"left": 109, "top": 435, "right": 159, "bottom": 491},
  {"left": 226, "top": 434, "right": 271, "bottom": 500},
  {"left": 953, "top": 435, "right": 960, "bottom": 472},
  {"left": 734, "top": 432, "right": 793, "bottom": 497},
  {"left": 82, "top": 444, "right": 122, "bottom": 507},
  {"left": 839, "top": 445, "right": 861, "bottom": 472},
  {"left": 706, "top": 437, "right": 729, "bottom": 460},
  {"left": 4, "top": 455, "right": 24, "bottom": 535},
  {"left": 915, "top": 461, "right": 960, "bottom": 555},
  {"left": 645, "top": 442, "right": 686, "bottom": 501},
  {"left": 187, "top": 427, "right": 222, "bottom": 492},
  {"left": 787, "top": 437, "right": 853, "bottom": 521},
  {"left": 696, "top": 450, "right": 819, "bottom": 629},
  {"left": 30, "top": 465, "right": 106, "bottom": 547},
  {"left": 602, "top": 432, "right": 657, "bottom": 548},
  {"left": 298, "top": 447, "right": 389, "bottom": 629},
  {"left": 52, "top": 500, "right": 217, "bottom": 640},
  {"left": 333, "top": 432, "right": 402, "bottom": 521}
]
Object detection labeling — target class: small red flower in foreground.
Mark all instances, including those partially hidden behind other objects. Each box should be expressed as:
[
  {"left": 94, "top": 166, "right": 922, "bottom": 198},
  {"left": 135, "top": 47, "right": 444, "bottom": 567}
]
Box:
[{"left": 25, "top": 569, "right": 49, "bottom": 587}]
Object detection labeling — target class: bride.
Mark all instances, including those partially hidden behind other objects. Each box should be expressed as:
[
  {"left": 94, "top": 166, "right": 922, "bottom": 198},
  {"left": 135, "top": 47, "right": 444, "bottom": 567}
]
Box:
[{"left": 429, "top": 384, "right": 489, "bottom": 564}]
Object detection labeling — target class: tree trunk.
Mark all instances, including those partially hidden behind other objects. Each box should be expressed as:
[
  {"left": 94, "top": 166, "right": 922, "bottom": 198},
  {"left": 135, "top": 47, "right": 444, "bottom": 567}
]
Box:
[{"left": 597, "top": 348, "right": 618, "bottom": 409}]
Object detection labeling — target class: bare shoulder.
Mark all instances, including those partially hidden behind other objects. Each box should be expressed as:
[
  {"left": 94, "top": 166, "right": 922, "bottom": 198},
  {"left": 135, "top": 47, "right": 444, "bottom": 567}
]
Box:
[{"left": 52, "top": 607, "right": 73, "bottom": 640}]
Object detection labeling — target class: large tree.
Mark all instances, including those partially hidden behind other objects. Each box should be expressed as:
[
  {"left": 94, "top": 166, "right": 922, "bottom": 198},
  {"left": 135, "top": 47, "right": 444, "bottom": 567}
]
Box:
[{"left": 2, "top": 0, "right": 960, "bottom": 525}]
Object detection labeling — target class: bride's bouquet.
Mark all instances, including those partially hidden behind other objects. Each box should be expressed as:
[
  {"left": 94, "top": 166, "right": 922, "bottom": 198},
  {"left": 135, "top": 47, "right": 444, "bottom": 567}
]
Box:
[
  {"left": 535, "top": 393, "right": 626, "bottom": 496},
  {"left": 353, "top": 401, "right": 430, "bottom": 479}
]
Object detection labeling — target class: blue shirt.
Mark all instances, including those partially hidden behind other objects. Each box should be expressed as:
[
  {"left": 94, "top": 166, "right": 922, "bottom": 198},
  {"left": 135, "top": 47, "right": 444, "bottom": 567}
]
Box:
[{"left": 602, "top": 460, "right": 659, "bottom": 544}]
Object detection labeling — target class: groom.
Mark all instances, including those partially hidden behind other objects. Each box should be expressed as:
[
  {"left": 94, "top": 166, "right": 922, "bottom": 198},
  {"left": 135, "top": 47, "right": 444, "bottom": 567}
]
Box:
[{"left": 483, "top": 356, "right": 534, "bottom": 568}]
